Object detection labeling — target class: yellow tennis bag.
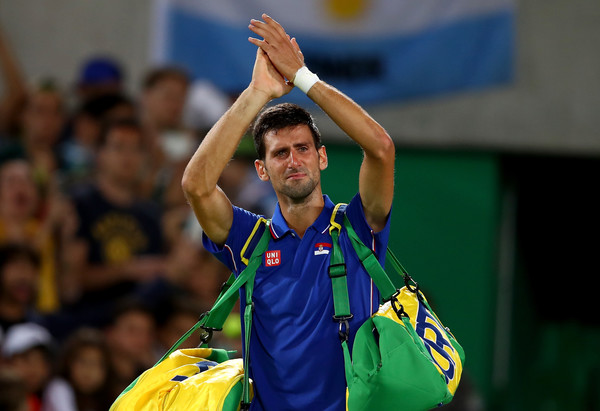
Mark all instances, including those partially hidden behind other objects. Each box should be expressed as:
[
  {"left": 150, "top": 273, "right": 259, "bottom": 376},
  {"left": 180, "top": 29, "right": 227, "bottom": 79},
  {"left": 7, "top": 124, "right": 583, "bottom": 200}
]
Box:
[
  {"left": 110, "top": 348, "right": 250, "bottom": 410},
  {"left": 111, "top": 220, "right": 272, "bottom": 411}
]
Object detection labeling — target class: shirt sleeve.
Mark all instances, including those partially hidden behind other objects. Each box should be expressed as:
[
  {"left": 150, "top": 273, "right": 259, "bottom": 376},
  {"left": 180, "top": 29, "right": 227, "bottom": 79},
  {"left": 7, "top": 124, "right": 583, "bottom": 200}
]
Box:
[
  {"left": 202, "top": 205, "right": 262, "bottom": 275},
  {"left": 345, "top": 193, "right": 392, "bottom": 258}
]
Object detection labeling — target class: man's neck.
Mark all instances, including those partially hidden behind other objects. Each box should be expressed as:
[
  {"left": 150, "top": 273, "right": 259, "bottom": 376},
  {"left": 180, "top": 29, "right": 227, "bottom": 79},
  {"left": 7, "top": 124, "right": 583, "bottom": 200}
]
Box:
[
  {"left": 277, "top": 190, "right": 324, "bottom": 238},
  {"left": 97, "top": 175, "right": 135, "bottom": 207}
]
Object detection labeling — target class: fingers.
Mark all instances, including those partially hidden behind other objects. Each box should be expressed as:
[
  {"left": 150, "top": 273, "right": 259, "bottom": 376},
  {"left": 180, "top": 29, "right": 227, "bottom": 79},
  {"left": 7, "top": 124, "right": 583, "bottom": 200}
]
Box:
[
  {"left": 261, "top": 14, "right": 287, "bottom": 38},
  {"left": 291, "top": 37, "right": 304, "bottom": 62},
  {"left": 248, "top": 14, "right": 288, "bottom": 46},
  {"left": 248, "top": 36, "right": 264, "bottom": 48},
  {"left": 247, "top": 14, "right": 304, "bottom": 81}
]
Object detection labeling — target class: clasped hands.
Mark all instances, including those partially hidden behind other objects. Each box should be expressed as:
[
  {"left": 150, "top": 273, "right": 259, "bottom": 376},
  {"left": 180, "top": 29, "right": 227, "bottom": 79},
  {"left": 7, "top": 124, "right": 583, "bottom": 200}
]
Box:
[{"left": 248, "top": 14, "right": 305, "bottom": 91}]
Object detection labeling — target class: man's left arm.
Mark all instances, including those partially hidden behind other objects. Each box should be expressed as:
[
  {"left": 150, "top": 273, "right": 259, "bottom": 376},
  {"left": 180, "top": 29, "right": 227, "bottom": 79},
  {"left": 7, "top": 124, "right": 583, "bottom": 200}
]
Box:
[
  {"left": 249, "top": 14, "right": 395, "bottom": 232},
  {"left": 306, "top": 82, "right": 395, "bottom": 232}
]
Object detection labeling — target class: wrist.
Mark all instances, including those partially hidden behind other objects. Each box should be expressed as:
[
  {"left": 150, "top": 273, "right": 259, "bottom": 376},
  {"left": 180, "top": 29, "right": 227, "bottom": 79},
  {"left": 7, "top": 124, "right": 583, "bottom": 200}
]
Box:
[
  {"left": 292, "top": 66, "right": 320, "bottom": 94},
  {"left": 247, "top": 82, "right": 278, "bottom": 103}
]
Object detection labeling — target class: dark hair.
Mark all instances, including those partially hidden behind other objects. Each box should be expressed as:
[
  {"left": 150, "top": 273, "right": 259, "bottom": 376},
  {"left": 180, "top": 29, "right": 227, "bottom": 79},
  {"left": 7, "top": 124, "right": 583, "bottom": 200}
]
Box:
[
  {"left": 142, "top": 66, "right": 190, "bottom": 91},
  {"left": 58, "top": 327, "right": 114, "bottom": 410},
  {"left": 97, "top": 117, "right": 143, "bottom": 148},
  {"left": 76, "top": 93, "right": 134, "bottom": 120},
  {"left": 155, "top": 295, "right": 203, "bottom": 327},
  {"left": 108, "top": 298, "right": 155, "bottom": 327},
  {"left": 58, "top": 327, "right": 111, "bottom": 378},
  {"left": 0, "top": 243, "right": 41, "bottom": 271},
  {"left": 0, "top": 244, "right": 40, "bottom": 299},
  {"left": 252, "top": 103, "right": 321, "bottom": 160}
]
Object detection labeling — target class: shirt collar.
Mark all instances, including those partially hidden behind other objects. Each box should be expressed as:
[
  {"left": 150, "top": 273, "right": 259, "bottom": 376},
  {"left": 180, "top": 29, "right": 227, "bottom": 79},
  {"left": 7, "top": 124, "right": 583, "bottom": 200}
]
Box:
[{"left": 270, "top": 195, "right": 336, "bottom": 240}]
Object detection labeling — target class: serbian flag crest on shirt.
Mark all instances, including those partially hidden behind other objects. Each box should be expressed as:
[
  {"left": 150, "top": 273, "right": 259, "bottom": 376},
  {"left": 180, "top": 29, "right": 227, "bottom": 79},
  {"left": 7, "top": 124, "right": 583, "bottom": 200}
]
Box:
[{"left": 314, "top": 243, "right": 332, "bottom": 256}]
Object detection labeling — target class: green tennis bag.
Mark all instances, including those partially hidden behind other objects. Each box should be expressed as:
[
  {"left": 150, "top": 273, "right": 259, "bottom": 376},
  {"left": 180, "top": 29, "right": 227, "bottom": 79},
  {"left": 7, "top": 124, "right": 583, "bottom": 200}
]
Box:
[{"left": 329, "top": 204, "right": 465, "bottom": 410}]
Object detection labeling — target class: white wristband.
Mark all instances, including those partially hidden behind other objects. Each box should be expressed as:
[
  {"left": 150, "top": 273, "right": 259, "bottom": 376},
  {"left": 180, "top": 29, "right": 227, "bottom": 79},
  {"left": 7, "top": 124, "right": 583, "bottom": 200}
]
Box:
[{"left": 293, "top": 66, "right": 320, "bottom": 94}]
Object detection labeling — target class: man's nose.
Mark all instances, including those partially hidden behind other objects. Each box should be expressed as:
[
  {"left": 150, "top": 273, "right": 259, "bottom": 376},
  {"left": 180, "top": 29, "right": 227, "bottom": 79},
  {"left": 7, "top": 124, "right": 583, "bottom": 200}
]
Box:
[{"left": 288, "top": 152, "right": 301, "bottom": 167}]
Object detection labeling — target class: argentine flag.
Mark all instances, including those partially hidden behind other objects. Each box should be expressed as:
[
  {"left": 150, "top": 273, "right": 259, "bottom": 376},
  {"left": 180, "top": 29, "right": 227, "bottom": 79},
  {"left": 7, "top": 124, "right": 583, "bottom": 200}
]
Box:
[{"left": 154, "top": 0, "right": 514, "bottom": 105}]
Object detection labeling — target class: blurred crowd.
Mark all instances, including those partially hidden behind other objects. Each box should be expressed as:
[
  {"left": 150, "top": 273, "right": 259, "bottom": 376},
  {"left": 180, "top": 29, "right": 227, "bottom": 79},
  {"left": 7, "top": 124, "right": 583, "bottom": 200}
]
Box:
[{"left": 0, "top": 26, "right": 276, "bottom": 411}]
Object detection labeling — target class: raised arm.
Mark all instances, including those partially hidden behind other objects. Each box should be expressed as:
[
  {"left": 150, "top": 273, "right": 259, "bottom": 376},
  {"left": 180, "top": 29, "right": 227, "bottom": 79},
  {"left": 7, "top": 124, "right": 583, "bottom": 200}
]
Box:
[
  {"left": 181, "top": 49, "right": 292, "bottom": 245},
  {"left": 0, "top": 26, "right": 27, "bottom": 136},
  {"left": 249, "top": 15, "right": 395, "bottom": 232}
]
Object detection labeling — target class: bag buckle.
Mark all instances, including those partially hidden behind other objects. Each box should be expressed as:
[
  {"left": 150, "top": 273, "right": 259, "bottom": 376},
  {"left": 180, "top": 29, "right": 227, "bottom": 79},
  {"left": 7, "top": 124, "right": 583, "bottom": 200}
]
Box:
[
  {"left": 246, "top": 301, "right": 255, "bottom": 313},
  {"left": 199, "top": 328, "right": 213, "bottom": 345},
  {"left": 404, "top": 274, "right": 420, "bottom": 294},
  {"left": 383, "top": 291, "right": 412, "bottom": 320},
  {"left": 333, "top": 315, "right": 353, "bottom": 342},
  {"left": 328, "top": 263, "right": 347, "bottom": 278},
  {"left": 197, "top": 312, "right": 223, "bottom": 345},
  {"left": 391, "top": 297, "right": 409, "bottom": 319}
]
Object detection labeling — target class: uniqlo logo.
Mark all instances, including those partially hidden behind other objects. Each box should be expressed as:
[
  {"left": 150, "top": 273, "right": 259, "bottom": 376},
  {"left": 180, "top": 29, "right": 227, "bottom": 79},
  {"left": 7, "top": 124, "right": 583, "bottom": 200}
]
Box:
[{"left": 265, "top": 250, "right": 281, "bottom": 267}]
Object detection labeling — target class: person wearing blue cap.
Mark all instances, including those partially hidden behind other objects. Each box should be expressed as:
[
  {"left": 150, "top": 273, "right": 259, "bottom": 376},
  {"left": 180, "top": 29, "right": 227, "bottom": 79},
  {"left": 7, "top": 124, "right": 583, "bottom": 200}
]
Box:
[{"left": 75, "top": 56, "right": 124, "bottom": 102}]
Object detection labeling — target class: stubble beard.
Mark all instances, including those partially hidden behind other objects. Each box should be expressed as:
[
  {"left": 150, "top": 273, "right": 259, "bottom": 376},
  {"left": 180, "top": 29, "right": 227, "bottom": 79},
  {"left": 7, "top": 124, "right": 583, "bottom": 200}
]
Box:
[{"left": 278, "top": 174, "right": 320, "bottom": 203}]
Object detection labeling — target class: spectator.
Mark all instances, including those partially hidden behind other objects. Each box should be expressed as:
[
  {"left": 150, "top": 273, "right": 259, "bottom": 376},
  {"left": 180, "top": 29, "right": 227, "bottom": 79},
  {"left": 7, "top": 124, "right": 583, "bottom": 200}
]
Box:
[
  {"left": 138, "top": 65, "right": 195, "bottom": 209},
  {"left": 0, "top": 153, "right": 72, "bottom": 313},
  {"left": 154, "top": 295, "right": 203, "bottom": 357},
  {"left": 1, "top": 322, "right": 55, "bottom": 411},
  {"left": 104, "top": 299, "right": 156, "bottom": 400},
  {"left": 19, "top": 80, "right": 67, "bottom": 190},
  {"left": 58, "top": 93, "right": 136, "bottom": 191},
  {"left": 0, "top": 244, "right": 42, "bottom": 335},
  {"left": 73, "top": 56, "right": 125, "bottom": 103},
  {"left": 62, "top": 117, "right": 168, "bottom": 329},
  {"left": 0, "top": 368, "right": 29, "bottom": 411},
  {"left": 42, "top": 327, "right": 113, "bottom": 411}
]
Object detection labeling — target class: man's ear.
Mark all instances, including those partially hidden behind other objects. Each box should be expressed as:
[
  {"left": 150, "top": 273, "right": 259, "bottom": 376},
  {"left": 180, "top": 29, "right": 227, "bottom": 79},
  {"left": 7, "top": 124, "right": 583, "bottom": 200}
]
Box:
[
  {"left": 255, "top": 159, "right": 270, "bottom": 181},
  {"left": 318, "top": 145, "right": 328, "bottom": 171}
]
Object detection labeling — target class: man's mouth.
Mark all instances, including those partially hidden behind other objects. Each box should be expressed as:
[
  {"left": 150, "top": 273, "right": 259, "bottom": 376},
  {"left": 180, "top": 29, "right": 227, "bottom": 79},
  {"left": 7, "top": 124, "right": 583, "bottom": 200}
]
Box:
[{"left": 286, "top": 172, "right": 306, "bottom": 180}]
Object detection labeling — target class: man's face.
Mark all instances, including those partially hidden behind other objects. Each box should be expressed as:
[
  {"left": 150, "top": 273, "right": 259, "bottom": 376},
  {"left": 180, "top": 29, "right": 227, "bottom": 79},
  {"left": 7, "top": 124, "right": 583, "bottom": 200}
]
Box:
[
  {"left": 0, "top": 258, "right": 38, "bottom": 305},
  {"left": 143, "top": 77, "right": 188, "bottom": 130},
  {"left": 22, "top": 91, "right": 65, "bottom": 146},
  {"left": 98, "top": 127, "right": 144, "bottom": 185},
  {"left": 8, "top": 348, "right": 51, "bottom": 394},
  {"left": 106, "top": 310, "right": 155, "bottom": 361},
  {"left": 0, "top": 160, "right": 38, "bottom": 219},
  {"left": 255, "top": 125, "right": 327, "bottom": 202},
  {"left": 69, "top": 346, "right": 107, "bottom": 394}
]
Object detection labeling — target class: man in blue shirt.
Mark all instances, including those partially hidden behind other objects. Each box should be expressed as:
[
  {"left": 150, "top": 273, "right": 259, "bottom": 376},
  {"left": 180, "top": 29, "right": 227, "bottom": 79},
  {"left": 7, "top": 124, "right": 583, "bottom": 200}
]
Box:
[{"left": 182, "top": 14, "right": 395, "bottom": 411}]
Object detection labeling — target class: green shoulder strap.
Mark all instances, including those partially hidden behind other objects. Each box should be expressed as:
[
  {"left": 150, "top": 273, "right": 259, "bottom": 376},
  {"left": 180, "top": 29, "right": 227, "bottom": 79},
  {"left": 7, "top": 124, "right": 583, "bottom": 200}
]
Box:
[
  {"left": 328, "top": 203, "right": 398, "bottom": 389},
  {"left": 328, "top": 203, "right": 353, "bottom": 320},
  {"left": 341, "top": 215, "right": 398, "bottom": 300},
  {"left": 328, "top": 203, "right": 398, "bottom": 307},
  {"left": 199, "top": 218, "right": 270, "bottom": 332}
]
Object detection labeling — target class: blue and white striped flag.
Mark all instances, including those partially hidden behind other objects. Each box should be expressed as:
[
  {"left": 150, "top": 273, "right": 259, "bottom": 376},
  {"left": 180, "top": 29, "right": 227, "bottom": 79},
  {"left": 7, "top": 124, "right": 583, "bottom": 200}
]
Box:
[{"left": 154, "top": 0, "right": 514, "bottom": 105}]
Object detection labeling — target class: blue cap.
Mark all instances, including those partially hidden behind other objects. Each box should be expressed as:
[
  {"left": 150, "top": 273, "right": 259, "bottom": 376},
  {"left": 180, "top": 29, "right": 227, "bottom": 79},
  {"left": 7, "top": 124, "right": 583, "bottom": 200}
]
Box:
[{"left": 78, "top": 57, "right": 122, "bottom": 86}]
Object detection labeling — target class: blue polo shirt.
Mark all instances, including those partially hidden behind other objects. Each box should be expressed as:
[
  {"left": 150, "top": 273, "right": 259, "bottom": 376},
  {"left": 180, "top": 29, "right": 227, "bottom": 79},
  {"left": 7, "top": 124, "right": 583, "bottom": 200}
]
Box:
[{"left": 202, "top": 194, "right": 391, "bottom": 411}]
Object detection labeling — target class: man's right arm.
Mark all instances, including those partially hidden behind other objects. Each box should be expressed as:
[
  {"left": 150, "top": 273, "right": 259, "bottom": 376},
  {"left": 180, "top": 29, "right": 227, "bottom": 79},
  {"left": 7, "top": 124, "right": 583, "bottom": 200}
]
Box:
[{"left": 182, "top": 49, "right": 291, "bottom": 245}]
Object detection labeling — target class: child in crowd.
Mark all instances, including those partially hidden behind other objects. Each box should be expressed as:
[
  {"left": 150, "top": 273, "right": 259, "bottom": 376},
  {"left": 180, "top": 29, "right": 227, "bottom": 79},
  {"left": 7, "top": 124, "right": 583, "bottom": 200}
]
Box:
[{"left": 42, "top": 327, "right": 113, "bottom": 411}]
